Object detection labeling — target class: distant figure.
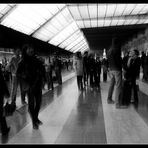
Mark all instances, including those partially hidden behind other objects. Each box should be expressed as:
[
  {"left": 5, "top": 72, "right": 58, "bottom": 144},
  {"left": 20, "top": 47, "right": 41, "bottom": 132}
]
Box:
[
  {"left": 88, "top": 53, "right": 95, "bottom": 89},
  {"left": 45, "top": 57, "right": 54, "bottom": 90},
  {"left": 83, "top": 51, "right": 89, "bottom": 86},
  {"left": 102, "top": 57, "right": 109, "bottom": 82},
  {"left": 17, "top": 44, "right": 46, "bottom": 130},
  {"left": 107, "top": 37, "right": 123, "bottom": 108},
  {"left": 53, "top": 55, "right": 62, "bottom": 85},
  {"left": 94, "top": 56, "right": 101, "bottom": 88},
  {"left": 73, "top": 52, "right": 84, "bottom": 91}
]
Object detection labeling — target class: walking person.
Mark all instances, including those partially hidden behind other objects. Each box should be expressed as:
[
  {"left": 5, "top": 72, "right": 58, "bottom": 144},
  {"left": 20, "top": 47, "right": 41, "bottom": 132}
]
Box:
[
  {"left": 83, "top": 51, "right": 89, "bottom": 86},
  {"left": 16, "top": 44, "right": 46, "bottom": 129},
  {"left": 94, "top": 56, "right": 101, "bottom": 89},
  {"left": 53, "top": 54, "right": 62, "bottom": 85},
  {"left": 107, "top": 37, "right": 123, "bottom": 108},
  {"left": 0, "top": 64, "right": 10, "bottom": 136},
  {"left": 6, "top": 47, "right": 21, "bottom": 106},
  {"left": 45, "top": 57, "right": 54, "bottom": 90},
  {"left": 88, "top": 53, "right": 96, "bottom": 90}
]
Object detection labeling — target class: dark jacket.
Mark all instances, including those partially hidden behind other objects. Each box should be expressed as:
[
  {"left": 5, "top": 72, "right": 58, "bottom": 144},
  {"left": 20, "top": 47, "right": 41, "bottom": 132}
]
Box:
[
  {"left": 107, "top": 46, "right": 122, "bottom": 71},
  {"left": 0, "top": 67, "right": 9, "bottom": 97},
  {"left": 124, "top": 57, "right": 140, "bottom": 81},
  {"left": 17, "top": 55, "right": 46, "bottom": 90}
]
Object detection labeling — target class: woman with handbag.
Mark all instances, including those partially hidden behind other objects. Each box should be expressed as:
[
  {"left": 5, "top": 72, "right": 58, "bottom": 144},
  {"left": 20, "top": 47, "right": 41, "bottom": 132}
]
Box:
[{"left": 0, "top": 64, "right": 10, "bottom": 136}]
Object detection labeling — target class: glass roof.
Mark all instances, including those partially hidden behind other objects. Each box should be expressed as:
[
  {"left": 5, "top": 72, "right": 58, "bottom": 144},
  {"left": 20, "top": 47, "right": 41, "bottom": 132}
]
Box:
[{"left": 0, "top": 3, "right": 148, "bottom": 53}]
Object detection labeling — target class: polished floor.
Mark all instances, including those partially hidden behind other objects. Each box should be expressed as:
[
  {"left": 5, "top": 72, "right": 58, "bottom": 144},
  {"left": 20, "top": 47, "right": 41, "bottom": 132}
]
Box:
[{"left": 1, "top": 72, "right": 148, "bottom": 144}]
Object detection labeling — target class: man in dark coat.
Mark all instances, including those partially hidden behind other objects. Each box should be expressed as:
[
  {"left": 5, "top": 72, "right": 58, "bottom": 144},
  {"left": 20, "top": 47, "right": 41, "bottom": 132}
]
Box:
[{"left": 16, "top": 44, "right": 46, "bottom": 130}]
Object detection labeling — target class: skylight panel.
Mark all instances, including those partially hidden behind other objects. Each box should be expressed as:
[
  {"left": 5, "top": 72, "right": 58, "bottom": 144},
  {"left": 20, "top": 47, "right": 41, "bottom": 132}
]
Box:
[
  {"left": 98, "top": 4, "right": 107, "bottom": 18},
  {"left": 33, "top": 31, "right": 53, "bottom": 42},
  {"left": 78, "top": 5, "right": 89, "bottom": 19},
  {"left": 88, "top": 4, "right": 97, "bottom": 19},
  {"left": 117, "top": 19, "right": 125, "bottom": 25},
  {"left": 70, "top": 40, "right": 85, "bottom": 51},
  {"left": 59, "top": 30, "right": 81, "bottom": 48},
  {"left": 80, "top": 47, "right": 88, "bottom": 52},
  {"left": 114, "top": 4, "right": 126, "bottom": 16},
  {"left": 1, "top": 4, "right": 57, "bottom": 35},
  {"left": 122, "top": 4, "right": 137, "bottom": 15},
  {"left": 143, "top": 19, "right": 148, "bottom": 24},
  {"left": 97, "top": 20, "right": 104, "bottom": 27},
  {"left": 91, "top": 19, "right": 97, "bottom": 27},
  {"left": 130, "top": 4, "right": 146, "bottom": 15},
  {"left": 49, "top": 21, "right": 78, "bottom": 46},
  {"left": 68, "top": 6, "right": 81, "bottom": 20},
  {"left": 50, "top": 17, "right": 64, "bottom": 31},
  {"left": 104, "top": 19, "right": 111, "bottom": 26},
  {"left": 33, "top": 22, "right": 59, "bottom": 41},
  {"left": 70, "top": 40, "right": 87, "bottom": 51},
  {"left": 57, "top": 4, "right": 66, "bottom": 9},
  {"left": 76, "top": 20, "right": 84, "bottom": 28},
  {"left": 15, "top": 5, "right": 46, "bottom": 25},
  {"left": 72, "top": 44, "right": 87, "bottom": 52},
  {"left": 123, "top": 19, "right": 132, "bottom": 25},
  {"left": 62, "top": 30, "right": 81, "bottom": 46},
  {"left": 43, "top": 4, "right": 59, "bottom": 15},
  {"left": 61, "top": 7, "right": 73, "bottom": 23},
  {"left": 137, "top": 18, "right": 146, "bottom": 24},
  {"left": 106, "top": 4, "right": 116, "bottom": 17},
  {"left": 1, "top": 12, "right": 36, "bottom": 35},
  {"left": 83, "top": 20, "right": 91, "bottom": 28},
  {"left": 129, "top": 18, "right": 139, "bottom": 24},
  {"left": 110, "top": 19, "right": 118, "bottom": 26},
  {"left": 0, "top": 4, "right": 12, "bottom": 15},
  {"left": 56, "top": 12, "right": 69, "bottom": 27},
  {"left": 65, "top": 35, "right": 84, "bottom": 50},
  {"left": 29, "top": 4, "right": 53, "bottom": 21},
  {"left": 138, "top": 4, "right": 148, "bottom": 14}
]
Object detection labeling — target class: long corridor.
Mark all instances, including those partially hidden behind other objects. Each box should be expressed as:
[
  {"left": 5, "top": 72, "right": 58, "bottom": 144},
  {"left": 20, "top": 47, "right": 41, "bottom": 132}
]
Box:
[{"left": 1, "top": 72, "right": 148, "bottom": 144}]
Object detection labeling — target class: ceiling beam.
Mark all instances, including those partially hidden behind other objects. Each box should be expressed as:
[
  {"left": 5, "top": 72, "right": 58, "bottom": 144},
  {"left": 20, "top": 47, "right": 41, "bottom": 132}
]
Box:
[
  {"left": 0, "top": 4, "right": 17, "bottom": 23},
  {"left": 30, "top": 5, "right": 67, "bottom": 36},
  {"left": 74, "top": 13, "right": 148, "bottom": 21}
]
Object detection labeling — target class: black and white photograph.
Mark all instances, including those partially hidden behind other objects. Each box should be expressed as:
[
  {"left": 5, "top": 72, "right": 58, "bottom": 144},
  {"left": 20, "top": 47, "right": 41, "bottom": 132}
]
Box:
[{"left": 0, "top": 3, "right": 148, "bottom": 144}]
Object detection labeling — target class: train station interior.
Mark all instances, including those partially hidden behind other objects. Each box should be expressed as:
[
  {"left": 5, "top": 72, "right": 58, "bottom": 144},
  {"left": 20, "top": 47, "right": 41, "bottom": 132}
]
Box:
[{"left": 0, "top": 3, "right": 148, "bottom": 144}]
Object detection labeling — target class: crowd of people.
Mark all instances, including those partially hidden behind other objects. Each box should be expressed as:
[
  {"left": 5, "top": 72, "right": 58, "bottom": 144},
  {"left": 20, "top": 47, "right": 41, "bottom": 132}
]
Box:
[
  {"left": 0, "top": 37, "right": 148, "bottom": 137},
  {"left": 73, "top": 37, "right": 147, "bottom": 110},
  {"left": 0, "top": 44, "right": 73, "bottom": 136}
]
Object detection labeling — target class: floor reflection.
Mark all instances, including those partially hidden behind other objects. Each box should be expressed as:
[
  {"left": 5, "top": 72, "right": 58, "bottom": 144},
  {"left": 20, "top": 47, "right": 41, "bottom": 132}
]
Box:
[
  {"left": 77, "top": 88, "right": 100, "bottom": 125},
  {"left": 135, "top": 90, "right": 148, "bottom": 126}
]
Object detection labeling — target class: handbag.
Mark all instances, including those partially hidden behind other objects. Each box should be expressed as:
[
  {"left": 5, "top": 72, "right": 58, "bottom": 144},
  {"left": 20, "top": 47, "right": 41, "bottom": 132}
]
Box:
[{"left": 3, "top": 102, "right": 16, "bottom": 117}]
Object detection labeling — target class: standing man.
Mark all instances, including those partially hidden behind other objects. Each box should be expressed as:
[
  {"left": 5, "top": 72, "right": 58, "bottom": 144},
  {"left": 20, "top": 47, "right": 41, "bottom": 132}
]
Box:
[
  {"left": 83, "top": 51, "right": 89, "bottom": 86},
  {"left": 53, "top": 54, "right": 62, "bottom": 85},
  {"left": 107, "top": 37, "right": 123, "bottom": 108}
]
